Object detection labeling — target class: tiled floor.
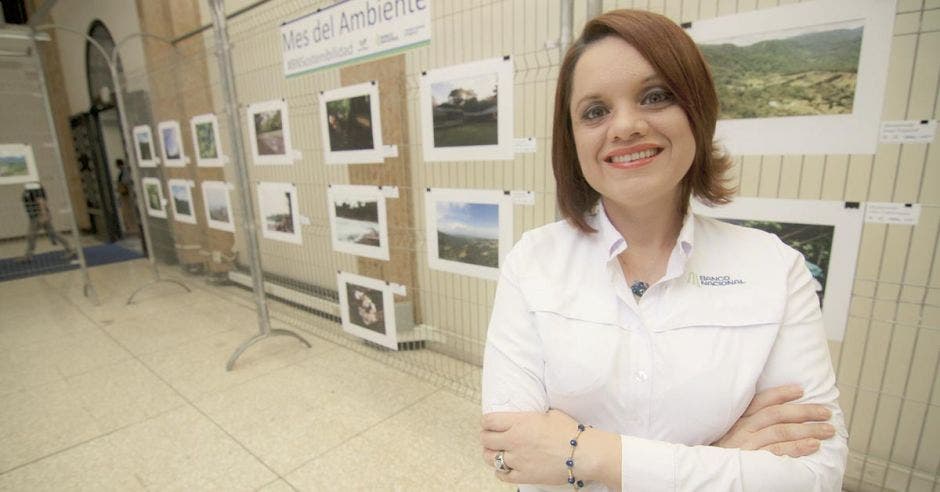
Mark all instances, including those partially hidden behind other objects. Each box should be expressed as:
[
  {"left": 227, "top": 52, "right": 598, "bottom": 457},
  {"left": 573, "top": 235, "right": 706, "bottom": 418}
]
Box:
[{"left": 0, "top": 259, "right": 513, "bottom": 491}]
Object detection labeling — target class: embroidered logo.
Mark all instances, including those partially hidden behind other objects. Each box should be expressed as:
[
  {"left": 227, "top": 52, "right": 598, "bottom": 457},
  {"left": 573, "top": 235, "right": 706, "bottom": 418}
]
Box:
[{"left": 688, "top": 272, "right": 745, "bottom": 286}]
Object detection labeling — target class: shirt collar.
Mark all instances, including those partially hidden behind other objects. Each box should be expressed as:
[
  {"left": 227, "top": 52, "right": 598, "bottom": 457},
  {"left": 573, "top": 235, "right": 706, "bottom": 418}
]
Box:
[{"left": 588, "top": 200, "right": 696, "bottom": 262}]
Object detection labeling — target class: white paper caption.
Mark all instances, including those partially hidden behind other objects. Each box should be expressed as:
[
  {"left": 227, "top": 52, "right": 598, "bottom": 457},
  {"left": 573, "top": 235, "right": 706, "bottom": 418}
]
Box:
[
  {"left": 879, "top": 120, "right": 937, "bottom": 144},
  {"left": 865, "top": 202, "right": 921, "bottom": 225},
  {"left": 509, "top": 190, "right": 535, "bottom": 205},
  {"left": 389, "top": 282, "right": 407, "bottom": 296},
  {"left": 24, "top": 182, "right": 40, "bottom": 190},
  {"left": 299, "top": 215, "right": 312, "bottom": 226},
  {"left": 380, "top": 186, "right": 399, "bottom": 198},
  {"left": 513, "top": 137, "right": 537, "bottom": 154},
  {"left": 382, "top": 145, "right": 399, "bottom": 158}
]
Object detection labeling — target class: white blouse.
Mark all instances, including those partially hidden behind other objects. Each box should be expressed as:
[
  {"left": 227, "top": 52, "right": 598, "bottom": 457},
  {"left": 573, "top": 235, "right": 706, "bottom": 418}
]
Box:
[{"left": 481, "top": 207, "right": 847, "bottom": 491}]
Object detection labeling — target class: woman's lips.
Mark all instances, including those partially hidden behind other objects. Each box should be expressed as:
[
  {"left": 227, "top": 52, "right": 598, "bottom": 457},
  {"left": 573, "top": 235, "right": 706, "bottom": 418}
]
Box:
[{"left": 604, "top": 146, "right": 663, "bottom": 169}]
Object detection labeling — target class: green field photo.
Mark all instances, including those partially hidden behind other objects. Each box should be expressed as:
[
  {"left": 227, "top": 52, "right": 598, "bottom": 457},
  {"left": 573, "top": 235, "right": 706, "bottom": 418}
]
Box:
[
  {"left": 0, "top": 154, "right": 28, "bottom": 177},
  {"left": 699, "top": 20, "right": 863, "bottom": 119},
  {"left": 195, "top": 122, "right": 218, "bottom": 159},
  {"left": 431, "top": 73, "right": 499, "bottom": 148}
]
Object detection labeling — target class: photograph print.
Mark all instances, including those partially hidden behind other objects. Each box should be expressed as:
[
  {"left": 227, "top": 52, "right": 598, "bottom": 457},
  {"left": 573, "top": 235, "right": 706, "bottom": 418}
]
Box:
[
  {"left": 420, "top": 56, "right": 514, "bottom": 162},
  {"left": 247, "top": 99, "right": 296, "bottom": 165},
  {"left": 327, "top": 185, "right": 390, "bottom": 260},
  {"left": 167, "top": 179, "right": 197, "bottom": 224},
  {"left": 425, "top": 188, "right": 513, "bottom": 281},
  {"left": 337, "top": 271, "right": 399, "bottom": 350},
  {"left": 0, "top": 144, "right": 39, "bottom": 185},
  {"left": 141, "top": 176, "right": 167, "bottom": 218},
  {"left": 132, "top": 125, "right": 158, "bottom": 167},
  {"left": 319, "top": 82, "right": 384, "bottom": 164},
  {"left": 257, "top": 181, "right": 301, "bottom": 244},
  {"left": 190, "top": 113, "right": 224, "bottom": 167},
  {"left": 692, "top": 197, "right": 864, "bottom": 341},
  {"left": 686, "top": 0, "right": 894, "bottom": 155},
  {"left": 201, "top": 180, "right": 235, "bottom": 232},
  {"left": 157, "top": 120, "right": 187, "bottom": 167}
]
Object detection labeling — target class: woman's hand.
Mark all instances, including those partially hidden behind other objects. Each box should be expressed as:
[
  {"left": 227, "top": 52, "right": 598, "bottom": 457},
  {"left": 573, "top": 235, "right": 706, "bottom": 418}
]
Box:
[
  {"left": 480, "top": 410, "right": 620, "bottom": 488},
  {"left": 714, "top": 384, "right": 836, "bottom": 457}
]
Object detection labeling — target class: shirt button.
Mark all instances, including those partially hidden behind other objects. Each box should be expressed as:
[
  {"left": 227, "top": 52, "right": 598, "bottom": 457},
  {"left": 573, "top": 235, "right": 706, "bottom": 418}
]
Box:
[{"left": 634, "top": 371, "right": 648, "bottom": 382}]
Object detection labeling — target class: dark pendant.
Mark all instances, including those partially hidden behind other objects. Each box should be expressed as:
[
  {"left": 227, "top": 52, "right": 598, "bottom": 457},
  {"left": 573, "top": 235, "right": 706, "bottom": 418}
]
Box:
[{"left": 630, "top": 281, "right": 649, "bottom": 297}]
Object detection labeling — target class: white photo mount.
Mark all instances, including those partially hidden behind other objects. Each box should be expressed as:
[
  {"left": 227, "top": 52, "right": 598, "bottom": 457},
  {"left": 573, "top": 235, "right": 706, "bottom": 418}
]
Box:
[
  {"left": 157, "top": 120, "right": 188, "bottom": 167},
  {"left": 247, "top": 99, "right": 299, "bottom": 166},
  {"left": 420, "top": 56, "right": 515, "bottom": 162},
  {"left": 0, "top": 143, "right": 39, "bottom": 185},
  {"left": 693, "top": 197, "right": 864, "bottom": 341},
  {"left": 257, "top": 181, "right": 302, "bottom": 244},
  {"left": 201, "top": 180, "right": 236, "bottom": 232},
  {"left": 687, "top": 0, "right": 896, "bottom": 155},
  {"left": 132, "top": 125, "right": 159, "bottom": 167},
  {"left": 328, "top": 184, "right": 392, "bottom": 261},
  {"left": 425, "top": 188, "right": 514, "bottom": 281},
  {"left": 141, "top": 176, "right": 168, "bottom": 219},
  {"left": 190, "top": 113, "right": 226, "bottom": 167},
  {"left": 319, "top": 81, "right": 385, "bottom": 164},
  {"left": 167, "top": 179, "right": 197, "bottom": 224},
  {"left": 337, "top": 271, "right": 399, "bottom": 350}
]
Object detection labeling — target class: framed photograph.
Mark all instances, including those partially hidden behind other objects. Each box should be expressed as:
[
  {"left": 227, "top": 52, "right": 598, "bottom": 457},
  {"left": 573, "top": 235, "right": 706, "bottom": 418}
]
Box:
[
  {"left": 157, "top": 120, "right": 187, "bottom": 167},
  {"left": 190, "top": 113, "right": 225, "bottom": 167},
  {"left": 0, "top": 144, "right": 39, "bottom": 185},
  {"left": 201, "top": 180, "right": 235, "bottom": 232},
  {"left": 419, "top": 56, "right": 514, "bottom": 162},
  {"left": 257, "top": 181, "right": 301, "bottom": 244},
  {"left": 687, "top": 0, "right": 895, "bottom": 155},
  {"left": 327, "top": 184, "right": 390, "bottom": 260},
  {"left": 132, "top": 125, "right": 158, "bottom": 167},
  {"left": 141, "top": 177, "right": 167, "bottom": 219},
  {"left": 319, "top": 81, "right": 385, "bottom": 164},
  {"left": 337, "top": 271, "right": 398, "bottom": 350},
  {"left": 247, "top": 99, "right": 296, "bottom": 165},
  {"left": 693, "top": 197, "right": 864, "bottom": 341},
  {"left": 167, "top": 179, "right": 197, "bottom": 224},
  {"left": 425, "top": 188, "right": 514, "bottom": 281}
]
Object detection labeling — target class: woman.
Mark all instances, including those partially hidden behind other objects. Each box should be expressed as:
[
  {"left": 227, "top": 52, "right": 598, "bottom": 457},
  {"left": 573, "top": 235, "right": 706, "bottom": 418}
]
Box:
[{"left": 480, "top": 10, "right": 847, "bottom": 491}]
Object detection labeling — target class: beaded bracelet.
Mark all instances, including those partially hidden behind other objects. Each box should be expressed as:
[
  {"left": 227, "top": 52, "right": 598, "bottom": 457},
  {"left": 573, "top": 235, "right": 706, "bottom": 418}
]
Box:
[{"left": 566, "top": 423, "right": 591, "bottom": 490}]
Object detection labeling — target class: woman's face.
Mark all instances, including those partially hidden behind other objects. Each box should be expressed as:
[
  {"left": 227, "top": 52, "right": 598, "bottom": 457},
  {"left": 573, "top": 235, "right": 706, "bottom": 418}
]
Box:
[{"left": 569, "top": 36, "right": 695, "bottom": 213}]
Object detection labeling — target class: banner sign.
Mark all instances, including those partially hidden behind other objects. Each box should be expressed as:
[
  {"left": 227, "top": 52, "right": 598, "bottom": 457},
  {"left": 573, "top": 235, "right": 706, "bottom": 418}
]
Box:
[{"left": 281, "top": 0, "right": 431, "bottom": 77}]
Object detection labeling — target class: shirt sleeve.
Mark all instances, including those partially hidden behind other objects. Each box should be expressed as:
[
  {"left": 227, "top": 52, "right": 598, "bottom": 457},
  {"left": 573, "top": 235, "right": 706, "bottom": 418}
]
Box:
[
  {"left": 481, "top": 238, "right": 550, "bottom": 414},
  {"left": 620, "top": 237, "right": 848, "bottom": 491}
]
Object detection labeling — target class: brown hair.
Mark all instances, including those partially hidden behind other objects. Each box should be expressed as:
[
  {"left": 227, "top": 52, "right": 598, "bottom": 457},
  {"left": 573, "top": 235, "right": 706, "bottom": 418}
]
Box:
[{"left": 552, "top": 9, "right": 735, "bottom": 233}]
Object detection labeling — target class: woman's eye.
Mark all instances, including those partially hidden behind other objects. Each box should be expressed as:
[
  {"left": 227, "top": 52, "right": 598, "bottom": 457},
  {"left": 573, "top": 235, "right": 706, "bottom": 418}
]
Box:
[
  {"left": 582, "top": 105, "right": 609, "bottom": 121},
  {"left": 641, "top": 88, "right": 674, "bottom": 106}
]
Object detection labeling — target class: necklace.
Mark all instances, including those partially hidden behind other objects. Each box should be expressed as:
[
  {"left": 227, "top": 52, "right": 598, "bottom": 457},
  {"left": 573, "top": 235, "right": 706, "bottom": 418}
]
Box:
[{"left": 617, "top": 254, "right": 649, "bottom": 298}]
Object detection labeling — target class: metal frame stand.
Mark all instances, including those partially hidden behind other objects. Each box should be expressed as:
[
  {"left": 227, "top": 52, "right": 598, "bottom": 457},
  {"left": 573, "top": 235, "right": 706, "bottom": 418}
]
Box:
[
  {"left": 208, "top": 0, "right": 310, "bottom": 371},
  {"left": 24, "top": 29, "right": 98, "bottom": 304},
  {"left": 33, "top": 24, "right": 190, "bottom": 305}
]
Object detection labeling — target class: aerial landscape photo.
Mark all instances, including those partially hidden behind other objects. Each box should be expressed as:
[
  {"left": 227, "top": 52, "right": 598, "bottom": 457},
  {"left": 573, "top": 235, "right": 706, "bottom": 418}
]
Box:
[
  {"left": 436, "top": 201, "right": 499, "bottom": 268},
  {"left": 698, "top": 19, "right": 863, "bottom": 119}
]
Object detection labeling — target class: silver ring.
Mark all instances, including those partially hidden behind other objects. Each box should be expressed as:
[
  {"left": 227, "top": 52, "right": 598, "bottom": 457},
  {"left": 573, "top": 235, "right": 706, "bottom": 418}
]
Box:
[{"left": 494, "top": 450, "right": 512, "bottom": 473}]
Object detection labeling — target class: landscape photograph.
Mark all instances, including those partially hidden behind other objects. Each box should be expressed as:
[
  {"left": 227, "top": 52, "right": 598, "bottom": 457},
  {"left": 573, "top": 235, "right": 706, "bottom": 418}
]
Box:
[
  {"left": 344, "top": 282, "right": 385, "bottom": 334},
  {"left": 195, "top": 121, "right": 218, "bottom": 159},
  {"left": 205, "top": 186, "right": 230, "bottom": 223},
  {"left": 722, "top": 219, "right": 834, "bottom": 306},
  {"left": 0, "top": 153, "right": 27, "bottom": 178},
  {"left": 431, "top": 72, "right": 499, "bottom": 148},
  {"left": 326, "top": 95, "right": 374, "bottom": 151},
  {"left": 161, "top": 126, "right": 181, "bottom": 160},
  {"left": 135, "top": 130, "right": 153, "bottom": 161},
  {"left": 253, "top": 109, "right": 285, "bottom": 155},
  {"left": 170, "top": 184, "right": 192, "bottom": 217},
  {"left": 436, "top": 201, "right": 499, "bottom": 268},
  {"left": 259, "top": 186, "right": 295, "bottom": 234},
  {"left": 698, "top": 19, "right": 863, "bottom": 120},
  {"left": 333, "top": 198, "right": 381, "bottom": 247}
]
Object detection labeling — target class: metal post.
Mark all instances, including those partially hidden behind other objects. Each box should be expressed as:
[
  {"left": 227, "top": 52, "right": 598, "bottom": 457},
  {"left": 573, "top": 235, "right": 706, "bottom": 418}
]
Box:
[
  {"left": 32, "top": 24, "right": 190, "bottom": 304},
  {"left": 207, "top": 0, "right": 310, "bottom": 370},
  {"left": 28, "top": 32, "right": 98, "bottom": 304}
]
